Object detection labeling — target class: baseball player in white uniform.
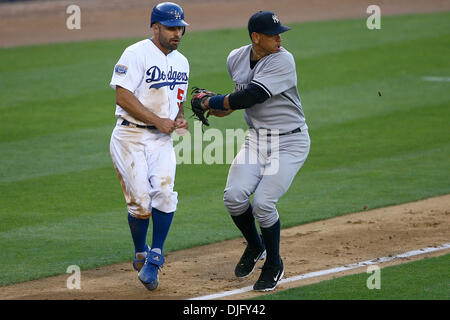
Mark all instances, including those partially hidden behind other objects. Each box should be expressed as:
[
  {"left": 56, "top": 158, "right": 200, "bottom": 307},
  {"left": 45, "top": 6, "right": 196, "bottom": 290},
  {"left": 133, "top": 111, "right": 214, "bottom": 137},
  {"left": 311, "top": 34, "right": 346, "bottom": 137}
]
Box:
[
  {"left": 109, "top": 2, "right": 189, "bottom": 291},
  {"left": 198, "top": 11, "right": 310, "bottom": 291}
]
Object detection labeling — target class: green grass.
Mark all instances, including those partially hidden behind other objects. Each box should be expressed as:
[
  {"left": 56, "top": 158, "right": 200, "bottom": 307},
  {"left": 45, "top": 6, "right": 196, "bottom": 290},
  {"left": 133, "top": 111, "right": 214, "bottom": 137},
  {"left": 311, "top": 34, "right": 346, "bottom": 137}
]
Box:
[
  {"left": 0, "top": 11, "right": 449, "bottom": 287},
  {"left": 254, "top": 254, "right": 450, "bottom": 300}
]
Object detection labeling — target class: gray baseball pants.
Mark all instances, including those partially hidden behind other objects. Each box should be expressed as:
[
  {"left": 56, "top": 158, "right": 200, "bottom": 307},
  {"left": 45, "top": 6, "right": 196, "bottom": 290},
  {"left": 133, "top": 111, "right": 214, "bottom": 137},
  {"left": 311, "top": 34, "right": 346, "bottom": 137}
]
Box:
[{"left": 223, "top": 127, "right": 310, "bottom": 228}]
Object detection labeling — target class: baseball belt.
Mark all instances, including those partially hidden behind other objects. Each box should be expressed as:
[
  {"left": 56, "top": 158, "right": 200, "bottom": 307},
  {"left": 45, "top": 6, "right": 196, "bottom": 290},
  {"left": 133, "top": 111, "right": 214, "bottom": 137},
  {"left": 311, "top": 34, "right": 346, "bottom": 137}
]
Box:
[
  {"left": 251, "top": 127, "right": 302, "bottom": 137},
  {"left": 121, "top": 119, "right": 157, "bottom": 130}
]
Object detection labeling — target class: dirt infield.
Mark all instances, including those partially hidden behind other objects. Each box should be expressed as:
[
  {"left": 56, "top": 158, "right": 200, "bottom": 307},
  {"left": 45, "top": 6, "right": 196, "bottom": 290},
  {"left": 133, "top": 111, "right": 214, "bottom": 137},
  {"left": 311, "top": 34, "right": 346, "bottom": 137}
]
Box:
[
  {"left": 1, "top": 0, "right": 449, "bottom": 300},
  {"left": 0, "top": 194, "right": 449, "bottom": 300},
  {"left": 1, "top": 0, "right": 450, "bottom": 47}
]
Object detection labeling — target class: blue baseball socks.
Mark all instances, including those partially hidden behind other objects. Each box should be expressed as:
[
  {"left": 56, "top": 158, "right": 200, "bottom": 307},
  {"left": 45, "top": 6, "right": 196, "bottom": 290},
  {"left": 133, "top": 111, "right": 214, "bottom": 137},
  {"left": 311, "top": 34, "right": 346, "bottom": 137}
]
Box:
[
  {"left": 150, "top": 208, "right": 174, "bottom": 255},
  {"left": 128, "top": 209, "right": 174, "bottom": 257},
  {"left": 127, "top": 212, "right": 150, "bottom": 254}
]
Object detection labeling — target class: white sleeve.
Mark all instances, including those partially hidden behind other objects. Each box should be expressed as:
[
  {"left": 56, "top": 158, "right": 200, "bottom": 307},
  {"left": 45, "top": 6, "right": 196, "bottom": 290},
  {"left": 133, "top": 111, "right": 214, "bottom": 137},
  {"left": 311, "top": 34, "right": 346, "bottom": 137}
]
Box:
[
  {"left": 180, "top": 80, "right": 189, "bottom": 103},
  {"left": 110, "top": 49, "right": 144, "bottom": 93},
  {"left": 251, "top": 52, "right": 296, "bottom": 97},
  {"left": 180, "top": 60, "right": 189, "bottom": 102}
]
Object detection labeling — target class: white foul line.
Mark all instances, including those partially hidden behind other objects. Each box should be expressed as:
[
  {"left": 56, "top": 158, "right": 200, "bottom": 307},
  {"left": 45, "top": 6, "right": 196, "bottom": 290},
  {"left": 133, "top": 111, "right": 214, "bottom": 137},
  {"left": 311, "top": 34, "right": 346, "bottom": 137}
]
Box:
[
  {"left": 422, "top": 76, "right": 450, "bottom": 82},
  {"left": 189, "top": 243, "right": 450, "bottom": 300}
]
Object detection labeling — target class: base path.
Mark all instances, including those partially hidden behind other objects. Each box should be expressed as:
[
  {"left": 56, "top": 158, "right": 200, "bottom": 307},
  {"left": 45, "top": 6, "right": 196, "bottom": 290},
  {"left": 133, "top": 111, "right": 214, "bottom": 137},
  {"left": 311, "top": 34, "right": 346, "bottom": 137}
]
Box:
[
  {"left": 1, "top": 0, "right": 449, "bottom": 47},
  {"left": 1, "top": 194, "right": 448, "bottom": 300}
]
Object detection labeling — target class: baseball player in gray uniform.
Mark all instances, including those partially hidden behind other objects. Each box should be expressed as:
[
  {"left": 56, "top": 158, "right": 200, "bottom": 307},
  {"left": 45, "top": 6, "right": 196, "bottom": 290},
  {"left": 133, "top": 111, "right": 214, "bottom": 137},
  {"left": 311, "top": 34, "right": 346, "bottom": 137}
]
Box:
[{"left": 198, "top": 11, "right": 310, "bottom": 291}]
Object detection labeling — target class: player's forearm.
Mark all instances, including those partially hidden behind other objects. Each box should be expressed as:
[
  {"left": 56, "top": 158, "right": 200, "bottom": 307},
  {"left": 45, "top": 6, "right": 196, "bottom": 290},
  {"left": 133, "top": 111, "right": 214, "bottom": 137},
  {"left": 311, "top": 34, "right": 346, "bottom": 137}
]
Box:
[
  {"left": 204, "top": 83, "right": 269, "bottom": 111},
  {"left": 116, "top": 86, "right": 161, "bottom": 125},
  {"left": 175, "top": 102, "right": 185, "bottom": 120},
  {"left": 204, "top": 95, "right": 232, "bottom": 110}
]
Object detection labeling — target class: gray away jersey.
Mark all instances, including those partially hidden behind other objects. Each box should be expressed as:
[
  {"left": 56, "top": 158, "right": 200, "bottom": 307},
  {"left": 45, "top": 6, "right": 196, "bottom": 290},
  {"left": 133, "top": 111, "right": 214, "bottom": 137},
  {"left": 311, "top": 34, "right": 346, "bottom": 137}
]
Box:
[{"left": 227, "top": 45, "right": 306, "bottom": 133}]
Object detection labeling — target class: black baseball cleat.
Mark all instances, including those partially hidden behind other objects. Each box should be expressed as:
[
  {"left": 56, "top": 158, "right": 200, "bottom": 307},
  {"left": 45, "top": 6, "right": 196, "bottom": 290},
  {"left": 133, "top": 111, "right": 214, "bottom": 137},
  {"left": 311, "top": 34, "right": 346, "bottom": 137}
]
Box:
[
  {"left": 253, "top": 260, "right": 284, "bottom": 292},
  {"left": 234, "top": 245, "right": 266, "bottom": 278}
]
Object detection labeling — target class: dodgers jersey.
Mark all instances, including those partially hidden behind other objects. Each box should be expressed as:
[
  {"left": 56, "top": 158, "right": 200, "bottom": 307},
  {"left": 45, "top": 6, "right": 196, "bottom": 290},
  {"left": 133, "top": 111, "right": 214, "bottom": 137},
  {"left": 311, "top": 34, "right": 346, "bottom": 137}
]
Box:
[
  {"left": 227, "top": 45, "right": 306, "bottom": 133},
  {"left": 110, "top": 39, "right": 189, "bottom": 126}
]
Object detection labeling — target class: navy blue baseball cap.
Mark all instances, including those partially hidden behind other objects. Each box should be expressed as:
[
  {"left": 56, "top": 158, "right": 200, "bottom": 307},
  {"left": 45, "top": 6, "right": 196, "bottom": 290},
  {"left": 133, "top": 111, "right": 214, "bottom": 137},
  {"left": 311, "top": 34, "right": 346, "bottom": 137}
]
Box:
[{"left": 248, "top": 11, "right": 291, "bottom": 36}]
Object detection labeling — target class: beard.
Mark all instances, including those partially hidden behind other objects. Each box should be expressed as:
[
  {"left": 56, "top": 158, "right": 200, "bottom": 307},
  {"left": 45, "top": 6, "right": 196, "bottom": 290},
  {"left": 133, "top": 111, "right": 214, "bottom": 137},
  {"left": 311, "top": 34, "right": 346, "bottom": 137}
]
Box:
[{"left": 158, "top": 30, "right": 180, "bottom": 52}]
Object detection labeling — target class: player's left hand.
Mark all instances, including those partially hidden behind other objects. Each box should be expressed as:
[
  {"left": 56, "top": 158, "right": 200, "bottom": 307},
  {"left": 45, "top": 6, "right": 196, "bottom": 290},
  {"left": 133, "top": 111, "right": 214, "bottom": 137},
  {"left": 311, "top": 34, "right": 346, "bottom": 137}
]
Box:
[
  {"left": 174, "top": 117, "right": 188, "bottom": 136},
  {"left": 175, "top": 117, "right": 189, "bottom": 130},
  {"left": 175, "top": 118, "right": 189, "bottom": 130},
  {"left": 190, "top": 87, "right": 219, "bottom": 126}
]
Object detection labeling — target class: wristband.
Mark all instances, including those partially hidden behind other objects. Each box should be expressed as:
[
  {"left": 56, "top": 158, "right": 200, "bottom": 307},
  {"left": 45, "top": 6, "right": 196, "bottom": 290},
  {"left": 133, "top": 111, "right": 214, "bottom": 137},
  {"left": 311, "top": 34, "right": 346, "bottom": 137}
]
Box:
[{"left": 208, "top": 95, "right": 227, "bottom": 111}]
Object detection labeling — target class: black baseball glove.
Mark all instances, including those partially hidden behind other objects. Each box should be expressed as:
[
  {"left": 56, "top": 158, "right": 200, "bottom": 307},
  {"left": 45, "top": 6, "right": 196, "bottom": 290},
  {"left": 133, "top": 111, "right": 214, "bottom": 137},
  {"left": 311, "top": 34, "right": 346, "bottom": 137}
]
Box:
[{"left": 190, "top": 87, "right": 219, "bottom": 126}]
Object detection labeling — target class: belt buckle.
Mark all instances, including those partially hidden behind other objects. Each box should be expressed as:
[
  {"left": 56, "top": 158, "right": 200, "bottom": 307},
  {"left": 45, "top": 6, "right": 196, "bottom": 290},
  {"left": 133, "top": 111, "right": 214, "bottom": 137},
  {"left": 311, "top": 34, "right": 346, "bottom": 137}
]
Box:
[{"left": 123, "top": 120, "right": 137, "bottom": 128}]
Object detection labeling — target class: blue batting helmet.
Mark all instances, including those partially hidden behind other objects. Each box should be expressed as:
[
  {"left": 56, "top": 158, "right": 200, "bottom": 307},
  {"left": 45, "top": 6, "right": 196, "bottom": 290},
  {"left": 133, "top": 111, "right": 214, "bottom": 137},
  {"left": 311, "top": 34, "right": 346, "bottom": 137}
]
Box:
[{"left": 150, "top": 2, "right": 189, "bottom": 27}]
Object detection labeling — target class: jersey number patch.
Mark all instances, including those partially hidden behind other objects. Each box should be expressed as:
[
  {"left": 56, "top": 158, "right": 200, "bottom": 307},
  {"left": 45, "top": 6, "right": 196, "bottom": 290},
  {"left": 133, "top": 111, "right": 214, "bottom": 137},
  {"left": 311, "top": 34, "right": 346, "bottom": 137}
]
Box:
[{"left": 177, "top": 88, "right": 184, "bottom": 109}]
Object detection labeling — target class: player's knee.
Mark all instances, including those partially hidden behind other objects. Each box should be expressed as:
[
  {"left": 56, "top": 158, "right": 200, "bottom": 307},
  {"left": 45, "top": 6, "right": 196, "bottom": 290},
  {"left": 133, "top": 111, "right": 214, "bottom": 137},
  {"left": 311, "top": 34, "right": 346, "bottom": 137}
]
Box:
[
  {"left": 252, "top": 196, "right": 279, "bottom": 227},
  {"left": 127, "top": 194, "right": 152, "bottom": 219},
  {"left": 128, "top": 209, "right": 151, "bottom": 220},
  {"left": 252, "top": 196, "right": 274, "bottom": 214},
  {"left": 152, "top": 190, "right": 178, "bottom": 213},
  {"left": 223, "top": 187, "right": 249, "bottom": 216},
  {"left": 257, "top": 213, "right": 280, "bottom": 229},
  {"left": 254, "top": 210, "right": 279, "bottom": 228}
]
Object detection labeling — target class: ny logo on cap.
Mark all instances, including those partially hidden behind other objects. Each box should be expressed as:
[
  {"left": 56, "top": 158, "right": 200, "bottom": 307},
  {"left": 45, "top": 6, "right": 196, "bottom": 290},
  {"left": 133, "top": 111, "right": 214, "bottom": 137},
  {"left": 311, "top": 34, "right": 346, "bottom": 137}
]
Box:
[{"left": 272, "top": 14, "right": 279, "bottom": 24}]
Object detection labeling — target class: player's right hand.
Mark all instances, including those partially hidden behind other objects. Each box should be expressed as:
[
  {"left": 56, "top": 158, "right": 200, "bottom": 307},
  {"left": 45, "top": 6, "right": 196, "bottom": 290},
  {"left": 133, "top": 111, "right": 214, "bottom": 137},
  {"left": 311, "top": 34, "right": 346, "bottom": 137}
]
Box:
[{"left": 156, "top": 118, "right": 177, "bottom": 135}]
